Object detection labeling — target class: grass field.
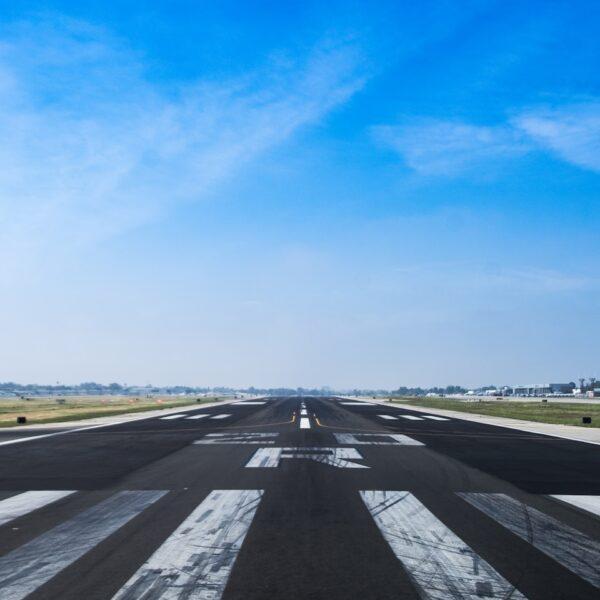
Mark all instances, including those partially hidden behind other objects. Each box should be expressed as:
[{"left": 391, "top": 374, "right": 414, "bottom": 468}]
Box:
[
  {"left": 389, "top": 397, "right": 600, "bottom": 427},
  {"left": 0, "top": 395, "right": 226, "bottom": 427}
]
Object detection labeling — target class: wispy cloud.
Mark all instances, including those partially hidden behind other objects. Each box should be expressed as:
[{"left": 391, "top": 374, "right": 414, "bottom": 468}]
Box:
[
  {"left": 374, "top": 120, "right": 528, "bottom": 176},
  {"left": 376, "top": 101, "right": 600, "bottom": 177},
  {"left": 0, "top": 17, "right": 367, "bottom": 278},
  {"left": 513, "top": 102, "right": 600, "bottom": 172}
]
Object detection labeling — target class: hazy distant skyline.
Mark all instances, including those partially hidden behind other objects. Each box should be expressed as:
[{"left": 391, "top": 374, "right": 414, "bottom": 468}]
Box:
[{"left": 1, "top": 1, "right": 598, "bottom": 388}]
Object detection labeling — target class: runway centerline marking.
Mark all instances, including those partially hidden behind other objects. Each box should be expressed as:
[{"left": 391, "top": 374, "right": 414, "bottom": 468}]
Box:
[
  {"left": 160, "top": 414, "right": 186, "bottom": 420},
  {"left": 377, "top": 415, "right": 398, "bottom": 420},
  {"left": 399, "top": 415, "right": 424, "bottom": 421},
  {"left": 246, "top": 447, "right": 369, "bottom": 469},
  {"left": 362, "top": 491, "right": 525, "bottom": 599},
  {"left": 185, "top": 414, "right": 209, "bottom": 420},
  {"left": 112, "top": 489, "right": 263, "bottom": 600},
  {"left": 0, "top": 490, "right": 166, "bottom": 600},
  {"left": 460, "top": 492, "right": 600, "bottom": 589},
  {"left": 422, "top": 415, "right": 450, "bottom": 421},
  {"left": 0, "top": 491, "right": 76, "bottom": 527},
  {"left": 210, "top": 414, "right": 231, "bottom": 420}
]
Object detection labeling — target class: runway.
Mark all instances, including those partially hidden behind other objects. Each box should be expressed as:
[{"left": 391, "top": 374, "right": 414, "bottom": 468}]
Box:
[{"left": 0, "top": 396, "right": 598, "bottom": 599}]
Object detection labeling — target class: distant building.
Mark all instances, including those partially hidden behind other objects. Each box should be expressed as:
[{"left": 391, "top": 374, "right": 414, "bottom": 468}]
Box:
[{"left": 512, "top": 383, "right": 572, "bottom": 396}]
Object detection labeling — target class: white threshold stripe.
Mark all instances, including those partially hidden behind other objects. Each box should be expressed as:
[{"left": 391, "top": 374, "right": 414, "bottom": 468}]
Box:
[
  {"left": 300, "top": 417, "right": 311, "bottom": 429},
  {"left": 112, "top": 489, "right": 263, "bottom": 600},
  {"left": 362, "top": 491, "right": 525, "bottom": 599},
  {"left": 210, "top": 414, "right": 231, "bottom": 420},
  {"left": 551, "top": 495, "right": 600, "bottom": 519},
  {"left": 231, "top": 401, "right": 266, "bottom": 405},
  {"left": 160, "top": 414, "right": 186, "bottom": 420},
  {"left": 399, "top": 415, "right": 424, "bottom": 421},
  {"left": 0, "top": 491, "right": 76, "bottom": 527},
  {"left": 0, "top": 490, "right": 166, "bottom": 600},
  {"left": 186, "top": 414, "right": 209, "bottom": 420},
  {"left": 378, "top": 415, "right": 397, "bottom": 420},
  {"left": 459, "top": 493, "right": 600, "bottom": 589},
  {"left": 422, "top": 415, "right": 450, "bottom": 421}
]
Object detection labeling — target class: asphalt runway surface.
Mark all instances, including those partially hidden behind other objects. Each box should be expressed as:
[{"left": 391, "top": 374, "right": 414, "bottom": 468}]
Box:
[{"left": 0, "top": 396, "right": 599, "bottom": 599}]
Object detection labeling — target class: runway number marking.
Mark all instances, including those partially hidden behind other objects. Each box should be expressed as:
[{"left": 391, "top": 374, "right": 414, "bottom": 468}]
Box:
[
  {"left": 300, "top": 417, "right": 311, "bottom": 429},
  {"left": 460, "top": 492, "right": 600, "bottom": 589},
  {"left": 334, "top": 433, "right": 424, "bottom": 446},
  {"left": 362, "top": 491, "right": 526, "bottom": 599},
  {"left": 112, "top": 489, "right": 263, "bottom": 600},
  {"left": 195, "top": 433, "right": 279, "bottom": 445},
  {"left": 246, "top": 447, "right": 369, "bottom": 469}
]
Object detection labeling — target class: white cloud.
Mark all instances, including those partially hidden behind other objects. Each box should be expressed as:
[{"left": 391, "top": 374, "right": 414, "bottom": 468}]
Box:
[
  {"left": 374, "top": 120, "right": 529, "bottom": 176},
  {"left": 0, "top": 18, "right": 367, "bottom": 280},
  {"left": 377, "top": 101, "right": 600, "bottom": 177},
  {"left": 513, "top": 102, "right": 600, "bottom": 172}
]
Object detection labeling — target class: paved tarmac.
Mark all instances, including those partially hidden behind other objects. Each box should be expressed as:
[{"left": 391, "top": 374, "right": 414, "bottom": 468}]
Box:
[{"left": 0, "top": 396, "right": 599, "bottom": 599}]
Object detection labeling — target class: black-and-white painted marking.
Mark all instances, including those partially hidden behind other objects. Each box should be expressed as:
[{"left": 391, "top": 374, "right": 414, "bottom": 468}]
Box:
[
  {"left": 186, "top": 414, "right": 209, "bottom": 420},
  {"left": 231, "top": 401, "right": 266, "bottom": 405},
  {"left": 112, "top": 489, "right": 263, "bottom": 600},
  {"left": 340, "top": 401, "right": 375, "bottom": 406},
  {"left": 246, "top": 447, "right": 368, "bottom": 469},
  {"left": 334, "top": 433, "right": 424, "bottom": 446},
  {"left": 398, "top": 415, "right": 424, "bottom": 421},
  {"left": 300, "top": 417, "right": 311, "bottom": 429},
  {"left": 377, "top": 415, "right": 397, "bottom": 421},
  {"left": 362, "top": 491, "right": 525, "bottom": 599},
  {"left": 210, "top": 414, "right": 231, "bottom": 420},
  {"left": 160, "top": 414, "right": 186, "bottom": 420},
  {"left": 460, "top": 492, "right": 600, "bottom": 589},
  {"left": 195, "top": 433, "right": 279, "bottom": 445},
  {"left": 551, "top": 495, "right": 600, "bottom": 519},
  {"left": 0, "top": 490, "right": 75, "bottom": 527},
  {"left": 0, "top": 490, "right": 166, "bottom": 600},
  {"left": 422, "top": 415, "right": 450, "bottom": 421}
]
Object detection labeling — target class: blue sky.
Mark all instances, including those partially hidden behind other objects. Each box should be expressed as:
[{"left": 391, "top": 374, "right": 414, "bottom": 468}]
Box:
[{"left": 1, "top": 1, "right": 598, "bottom": 388}]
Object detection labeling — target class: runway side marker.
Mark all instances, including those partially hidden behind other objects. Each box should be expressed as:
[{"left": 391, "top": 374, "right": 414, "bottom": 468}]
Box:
[
  {"left": 112, "top": 489, "right": 263, "bottom": 600},
  {"left": 0, "top": 490, "right": 166, "bottom": 600},
  {"left": 399, "top": 415, "right": 424, "bottom": 421},
  {"left": 378, "top": 415, "right": 397, "bottom": 420},
  {"left": 334, "top": 433, "right": 424, "bottom": 446},
  {"left": 300, "top": 417, "right": 311, "bottom": 429},
  {"left": 195, "top": 433, "right": 279, "bottom": 445},
  {"left": 246, "top": 447, "right": 368, "bottom": 469},
  {"left": 231, "top": 401, "right": 266, "bottom": 405},
  {"left": 551, "top": 495, "right": 600, "bottom": 519},
  {"left": 0, "top": 491, "right": 76, "bottom": 527},
  {"left": 340, "top": 402, "right": 375, "bottom": 406},
  {"left": 160, "top": 414, "right": 186, "bottom": 420},
  {"left": 362, "top": 491, "right": 525, "bottom": 599},
  {"left": 459, "top": 492, "right": 600, "bottom": 589},
  {"left": 210, "top": 414, "right": 231, "bottom": 420}
]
